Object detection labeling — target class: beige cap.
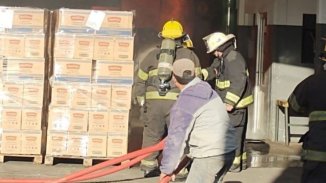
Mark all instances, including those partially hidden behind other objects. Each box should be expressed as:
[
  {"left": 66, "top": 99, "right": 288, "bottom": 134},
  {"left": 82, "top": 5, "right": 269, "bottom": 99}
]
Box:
[{"left": 173, "top": 58, "right": 195, "bottom": 79}]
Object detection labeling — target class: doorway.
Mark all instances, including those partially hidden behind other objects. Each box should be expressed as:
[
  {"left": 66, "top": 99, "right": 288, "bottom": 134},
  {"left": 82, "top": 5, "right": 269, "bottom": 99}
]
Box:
[{"left": 301, "top": 14, "right": 316, "bottom": 64}]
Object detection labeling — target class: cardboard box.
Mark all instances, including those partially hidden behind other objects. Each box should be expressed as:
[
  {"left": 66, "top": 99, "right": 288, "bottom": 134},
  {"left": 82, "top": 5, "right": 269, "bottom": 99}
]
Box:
[
  {"left": 3, "top": 82, "right": 23, "bottom": 107},
  {"left": 55, "top": 9, "right": 133, "bottom": 35},
  {"left": 23, "top": 82, "right": 44, "bottom": 107},
  {"left": 93, "top": 61, "right": 134, "bottom": 83},
  {"left": 11, "top": 7, "right": 45, "bottom": 30},
  {"left": 55, "top": 9, "right": 90, "bottom": 31},
  {"left": 111, "top": 85, "right": 132, "bottom": 109},
  {"left": 48, "top": 107, "right": 70, "bottom": 131},
  {"left": 0, "top": 35, "right": 4, "bottom": 56},
  {"left": 93, "top": 36, "right": 114, "bottom": 60},
  {"left": 73, "top": 35, "right": 94, "bottom": 59},
  {"left": 108, "top": 109, "right": 129, "bottom": 133},
  {"left": 21, "top": 130, "right": 42, "bottom": 154},
  {"left": 51, "top": 83, "right": 91, "bottom": 108},
  {"left": 2, "top": 34, "right": 25, "bottom": 57},
  {"left": 0, "top": 34, "right": 45, "bottom": 58},
  {"left": 46, "top": 131, "right": 67, "bottom": 155},
  {"left": 21, "top": 108, "right": 42, "bottom": 130},
  {"left": 1, "top": 130, "right": 21, "bottom": 154},
  {"left": 24, "top": 34, "right": 45, "bottom": 58},
  {"left": 101, "top": 11, "right": 133, "bottom": 29},
  {"left": 91, "top": 84, "right": 111, "bottom": 108},
  {"left": 55, "top": 34, "right": 94, "bottom": 59},
  {"left": 107, "top": 132, "right": 128, "bottom": 157},
  {"left": 53, "top": 34, "right": 75, "bottom": 58},
  {"left": 70, "top": 84, "right": 91, "bottom": 109},
  {"left": 114, "top": 37, "right": 134, "bottom": 61},
  {"left": 4, "top": 58, "right": 45, "bottom": 81},
  {"left": 66, "top": 132, "right": 88, "bottom": 156},
  {"left": 88, "top": 110, "right": 109, "bottom": 133},
  {"left": 53, "top": 59, "right": 92, "bottom": 83},
  {"left": 1, "top": 107, "right": 22, "bottom": 130},
  {"left": 87, "top": 133, "right": 107, "bottom": 157},
  {"left": 0, "top": 80, "right": 3, "bottom": 104},
  {"left": 69, "top": 109, "right": 88, "bottom": 132},
  {"left": 51, "top": 83, "right": 72, "bottom": 107}
]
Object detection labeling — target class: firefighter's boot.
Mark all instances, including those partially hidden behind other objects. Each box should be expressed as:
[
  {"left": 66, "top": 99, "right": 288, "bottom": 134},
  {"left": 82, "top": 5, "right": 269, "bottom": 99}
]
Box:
[
  {"left": 143, "top": 167, "right": 161, "bottom": 178},
  {"left": 229, "top": 152, "right": 247, "bottom": 173},
  {"left": 140, "top": 160, "right": 160, "bottom": 178},
  {"left": 229, "top": 155, "right": 241, "bottom": 173},
  {"left": 241, "top": 152, "right": 248, "bottom": 170}
]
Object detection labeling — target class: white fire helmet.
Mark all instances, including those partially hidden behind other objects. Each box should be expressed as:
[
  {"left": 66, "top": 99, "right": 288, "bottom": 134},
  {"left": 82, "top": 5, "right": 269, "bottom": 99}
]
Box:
[{"left": 203, "top": 32, "right": 235, "bottom": 53}]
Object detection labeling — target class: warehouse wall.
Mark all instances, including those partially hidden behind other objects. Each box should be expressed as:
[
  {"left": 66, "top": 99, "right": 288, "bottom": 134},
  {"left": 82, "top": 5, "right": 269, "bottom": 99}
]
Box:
[
  {"left": 237, "top": 0, "right": 317, "bottom": 67},
  {"left": 0, "top": 0, "right": 121, "bottom": 9},
  {"left": 0, "top": 0, "right": 236, "bottom": 66},
  {"left": 236, "top": 0, "right": 320, "bottom": 141}
]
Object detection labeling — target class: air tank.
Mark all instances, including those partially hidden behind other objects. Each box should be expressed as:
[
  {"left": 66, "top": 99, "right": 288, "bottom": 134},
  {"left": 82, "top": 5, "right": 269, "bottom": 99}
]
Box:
[{"left": 157, "top": 38, "right": 176, "bottom": 84}]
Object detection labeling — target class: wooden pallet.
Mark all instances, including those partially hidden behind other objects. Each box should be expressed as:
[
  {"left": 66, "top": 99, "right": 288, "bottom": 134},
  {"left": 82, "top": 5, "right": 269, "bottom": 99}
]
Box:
[
  {"left": 44, "top": 155, "right": 128, "bottom": 167},
  {"left": 0, "top": 153, "right": 43, "bottom": 164}
]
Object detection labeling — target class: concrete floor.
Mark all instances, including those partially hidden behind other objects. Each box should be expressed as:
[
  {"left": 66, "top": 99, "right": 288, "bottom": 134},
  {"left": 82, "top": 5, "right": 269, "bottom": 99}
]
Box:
[
  {"left": 0, "top": 106, "right": 305, "bottom": 182},
  {"left": 0, "top": 138, "right": 304, "bottom": 183},
  {"left": 0, "top": 159, "right": 303, "bottom": 183}
]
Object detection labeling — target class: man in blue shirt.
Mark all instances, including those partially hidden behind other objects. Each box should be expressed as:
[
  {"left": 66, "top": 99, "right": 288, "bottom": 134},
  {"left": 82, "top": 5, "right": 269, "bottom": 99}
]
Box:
[{"left": 159, "top": 58, "right": 237, "bottom": 183}]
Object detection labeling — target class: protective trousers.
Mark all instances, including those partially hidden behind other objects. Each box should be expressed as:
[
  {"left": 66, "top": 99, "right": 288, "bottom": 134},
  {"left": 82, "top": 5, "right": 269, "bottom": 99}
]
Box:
[
  {"left": 140, "top": 99, "right": 175, "bottom": 170},
  {"left": 228, "top": 108, "right": 248, "bottom": 171},
  {"left": 301, "top": 160, "right": 326, "bottom": 183}
]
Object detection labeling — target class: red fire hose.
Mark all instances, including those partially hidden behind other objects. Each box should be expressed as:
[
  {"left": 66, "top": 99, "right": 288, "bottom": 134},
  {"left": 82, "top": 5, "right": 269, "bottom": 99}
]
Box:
[
  {"left": 0, "top": 138, "right": 186, "bottom": 183},
  {"left": 69, "top": 153, "right": 151, "bottom": 182},
  {"left": 51, "top": 139, "right": 165, "bottom": 183}
]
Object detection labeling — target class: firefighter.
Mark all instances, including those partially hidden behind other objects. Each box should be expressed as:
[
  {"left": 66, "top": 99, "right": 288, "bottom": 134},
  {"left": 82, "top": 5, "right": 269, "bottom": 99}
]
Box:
[
  {"left": 287, "top": 51, "right": 326, "bottom": 183},
  {"left": 133, "top": 20, "right": 202, "bottom": 178},
  {"left": 201, "top": 32, "right": 253, "bottom": 172}
]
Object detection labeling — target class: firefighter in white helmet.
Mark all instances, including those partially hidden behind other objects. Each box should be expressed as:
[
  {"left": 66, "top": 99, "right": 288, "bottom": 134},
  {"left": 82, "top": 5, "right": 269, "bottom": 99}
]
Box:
[
  {"left": 133, "top": 19, "right": 202, "bottom": 179},
  {"left": 202, "top": 32, "right": 254, "bottom": 172},
  {"left": 287, "top": 39, "right": 326, "bottom": 182}
]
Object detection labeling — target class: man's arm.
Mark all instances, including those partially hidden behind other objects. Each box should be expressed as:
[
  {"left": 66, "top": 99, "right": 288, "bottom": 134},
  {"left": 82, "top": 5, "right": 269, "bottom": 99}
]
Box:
[
  {"left": 132, "top": 50, "right": 157, "bottom": 106},
  {"left": 132, "top": 66, "right": 147, "bottom": 106},
  {"left": 201, "top": 58, "right": 220, "bottom": 81},
  {"left": 160, "top": 107, "right": 193, "bottom": 175},
  {"left": 288, "top": 78, "right": 310, "bottom": 116}
]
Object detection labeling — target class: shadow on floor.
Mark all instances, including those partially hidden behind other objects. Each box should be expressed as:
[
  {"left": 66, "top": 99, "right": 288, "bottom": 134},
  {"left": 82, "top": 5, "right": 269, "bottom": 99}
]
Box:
[{"left": 273, "top": 165, "right": 302, "bottom": 183}]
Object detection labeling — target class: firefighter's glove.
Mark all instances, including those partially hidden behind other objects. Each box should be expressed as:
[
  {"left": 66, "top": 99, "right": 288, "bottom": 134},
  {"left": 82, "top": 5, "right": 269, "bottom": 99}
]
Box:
[
  {"left": 202, "top": 58, "right": 221, "bottom": 80},
  {"left": 136, "top": 96, "right": 145, "bottom": 107},
  {"left": 201, "top": 68, "right": 209, "bottom": 80}
]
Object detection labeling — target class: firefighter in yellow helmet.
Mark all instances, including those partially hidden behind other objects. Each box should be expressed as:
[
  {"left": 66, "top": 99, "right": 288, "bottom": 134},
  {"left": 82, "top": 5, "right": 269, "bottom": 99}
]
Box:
[
  {"left": 159, "top": 20, "right": 194, "bottom": 48},
  {"left": 287, "top": 40, "right": 326, "bottom": 182},
  {"left": 202, "top": 32, "right": 254, "bottom": 172},
  {"left": 133, "top": 19, "right": 202, "bottom": 179}
]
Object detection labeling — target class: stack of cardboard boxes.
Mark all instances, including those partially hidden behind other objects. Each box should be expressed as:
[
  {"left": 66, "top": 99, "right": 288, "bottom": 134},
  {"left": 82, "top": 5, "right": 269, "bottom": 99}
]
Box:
[
  {"left": 46, "top": 8, "right": 134, "bottom": 159},
  {"left": 0, "top": 7, "right": 49, "bottom": 156}
]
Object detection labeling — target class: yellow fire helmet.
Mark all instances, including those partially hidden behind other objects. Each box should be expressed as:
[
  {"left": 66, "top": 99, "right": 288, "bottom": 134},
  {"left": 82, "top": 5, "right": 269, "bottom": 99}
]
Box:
[{"left": 160, "top": 20, "right": 184, "bottom": 39}]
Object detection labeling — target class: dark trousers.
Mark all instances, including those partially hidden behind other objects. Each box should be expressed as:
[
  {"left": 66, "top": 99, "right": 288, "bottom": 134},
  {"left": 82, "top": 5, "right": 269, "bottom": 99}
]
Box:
[
  {"left": 140, "top": 99, "right": 175, "bottom": 169},
  {"left": 301, "top": 161, "right": 326, "bottom": 183},
  {"left": 229, "top": 108, "right": 248, "bottom": 166}
]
